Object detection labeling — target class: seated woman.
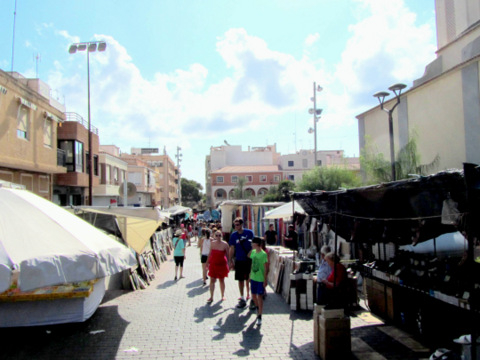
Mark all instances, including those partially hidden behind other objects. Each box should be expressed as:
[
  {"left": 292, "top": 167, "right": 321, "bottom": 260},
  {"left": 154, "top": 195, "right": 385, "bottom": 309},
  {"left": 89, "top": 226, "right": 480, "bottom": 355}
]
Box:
[{"left": 316, "top": 252, "right": 347, "bottom": 307}]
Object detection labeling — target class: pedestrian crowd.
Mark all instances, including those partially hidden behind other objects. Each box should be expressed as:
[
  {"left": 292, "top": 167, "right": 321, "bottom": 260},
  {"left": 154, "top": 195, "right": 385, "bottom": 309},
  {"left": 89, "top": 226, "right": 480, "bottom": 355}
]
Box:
[{"left": 170, "top": 217, "right": 270, "bottom": 326}]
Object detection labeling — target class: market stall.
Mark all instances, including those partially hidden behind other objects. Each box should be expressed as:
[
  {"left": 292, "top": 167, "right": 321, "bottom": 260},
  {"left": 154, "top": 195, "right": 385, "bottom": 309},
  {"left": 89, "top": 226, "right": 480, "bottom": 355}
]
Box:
[{"left": 292, "top": 165, "right": 480, "bottom": 346}]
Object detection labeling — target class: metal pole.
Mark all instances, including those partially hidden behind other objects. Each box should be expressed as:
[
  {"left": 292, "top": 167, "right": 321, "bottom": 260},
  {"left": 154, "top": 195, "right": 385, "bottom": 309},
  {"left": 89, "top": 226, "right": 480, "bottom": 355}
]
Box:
[
  {"left": 388, "top": 110, "right": 396, "bottom": 181},
  {"left": 87, "top": 49, "right": 93, "bottom": 206},
  {"left": 11, "top": 0, "right": 17, "bottom": 72},
  {"left": 313, "top": 82, "right": 317, "bottom": 167}
]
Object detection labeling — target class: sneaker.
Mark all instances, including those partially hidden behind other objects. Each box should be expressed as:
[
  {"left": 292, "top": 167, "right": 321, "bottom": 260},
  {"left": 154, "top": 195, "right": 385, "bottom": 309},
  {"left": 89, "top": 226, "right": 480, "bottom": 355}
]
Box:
[
  {"left": 236, "top": 300, "right": 247, "bottom": 309},
  {"left": 249, "top": 300, "right": 257, "bottom": 310},
  {"left": 256, "top": 317, "right": 262, "bottom": 326}
]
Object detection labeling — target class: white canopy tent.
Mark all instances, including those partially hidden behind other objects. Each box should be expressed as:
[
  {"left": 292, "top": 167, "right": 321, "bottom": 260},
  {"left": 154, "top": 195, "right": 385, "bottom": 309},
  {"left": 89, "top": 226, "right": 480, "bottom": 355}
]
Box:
[
  {"left": 263, "top": 201, "right": 305, "bottom": 220},
  {"left": 0, "top": 187, "right": 137, "bottom": 293}
]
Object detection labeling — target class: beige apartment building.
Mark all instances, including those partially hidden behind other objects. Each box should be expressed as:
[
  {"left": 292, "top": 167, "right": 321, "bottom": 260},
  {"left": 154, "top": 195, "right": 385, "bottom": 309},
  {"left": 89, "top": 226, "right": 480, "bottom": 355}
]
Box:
[
  {"left": 129, "top": 148, "right": 179, "bottom": 208},
  {"left": 96, "top": 145, "right": 128, "bottom": 206},
  {"left": 0, "top": 70, "right": 66, "bottom": 200},
  {"left": 357, "top": 0, "right": 480, "bottom": 174}
]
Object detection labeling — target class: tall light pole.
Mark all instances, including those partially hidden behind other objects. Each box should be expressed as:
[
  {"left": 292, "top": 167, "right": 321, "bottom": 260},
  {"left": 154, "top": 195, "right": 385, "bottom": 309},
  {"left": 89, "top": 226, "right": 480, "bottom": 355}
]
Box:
[
  {"left": 69, "top": 41, "right": 107, "bottom": 205},
  {"left": 308, "top": 82, "right": 323, "bottom": 166},
  {"left": 175, "top": 146, "right": 182, "bottom": 205},
  {"left": 373, "top": 83, "right": 407, "bottom": 181}
]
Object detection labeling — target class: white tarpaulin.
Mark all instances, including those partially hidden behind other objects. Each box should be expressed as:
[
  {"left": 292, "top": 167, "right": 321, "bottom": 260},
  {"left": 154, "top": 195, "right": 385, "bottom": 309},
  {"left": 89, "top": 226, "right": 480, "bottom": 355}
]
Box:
[
  {"left": 0, "top": 188, "right": 137, "bottom": 293},
  {"left": 263, "top": 201, "right": 305, "bottom": 220},
  {"left": 75, "top": 206, "right": 165, "bottom": 254}
]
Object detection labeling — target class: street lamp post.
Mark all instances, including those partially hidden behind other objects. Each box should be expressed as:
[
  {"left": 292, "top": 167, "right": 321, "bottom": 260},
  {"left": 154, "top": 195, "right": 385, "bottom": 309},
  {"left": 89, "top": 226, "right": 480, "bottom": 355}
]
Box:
[
  {"left": 308, "top": 82, "right": 323, "bottom": 166},
  {"left": 69, "top": 41, "right": 107, "bottom": 206},
  {"left": 175, "top": 146, "right": 182, "bottom": 205},
  {"left": 373, "top": 83, "right": 407, "bottom": 181}
]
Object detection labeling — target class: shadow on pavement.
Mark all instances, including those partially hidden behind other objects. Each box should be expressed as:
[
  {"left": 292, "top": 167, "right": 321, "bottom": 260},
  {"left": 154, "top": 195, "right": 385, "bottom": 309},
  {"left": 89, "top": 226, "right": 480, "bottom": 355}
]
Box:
[
  {"left": 0, "top": 305, "right": 129, "bottom": 360},
  {"left": 187, "top": 283, "right": 209, "bottom": 298},
  {"left": 156, "top": 279, "right": 177, "bottom": 289},
  {"left": 211, "top": 311, "right": 255, "bottom": 341},
  {"left": 233, "top": 321, "right": 263, "bottom": 357},
  {"left": 193, "top": 301, "right": 230, "bottom": 323}
]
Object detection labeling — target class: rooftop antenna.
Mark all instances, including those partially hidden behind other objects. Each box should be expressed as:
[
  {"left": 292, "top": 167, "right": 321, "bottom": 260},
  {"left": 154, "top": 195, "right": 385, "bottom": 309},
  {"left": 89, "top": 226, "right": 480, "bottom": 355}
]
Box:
[{"left": 11, "top": 0, "right": 18, "bottom": 72}]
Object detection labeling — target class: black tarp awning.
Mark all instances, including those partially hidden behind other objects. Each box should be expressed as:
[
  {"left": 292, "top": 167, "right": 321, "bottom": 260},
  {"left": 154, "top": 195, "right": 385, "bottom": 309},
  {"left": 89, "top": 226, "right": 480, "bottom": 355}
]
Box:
[{"left": 293, "top": 169, "right": 468, "bottom": 245}]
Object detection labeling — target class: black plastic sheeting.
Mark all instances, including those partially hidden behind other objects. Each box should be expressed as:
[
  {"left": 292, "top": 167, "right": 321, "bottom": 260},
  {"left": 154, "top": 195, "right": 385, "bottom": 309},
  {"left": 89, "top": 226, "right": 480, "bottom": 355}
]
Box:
[{"left": 293, "top": 169, "right": 469, "bottom": 246}]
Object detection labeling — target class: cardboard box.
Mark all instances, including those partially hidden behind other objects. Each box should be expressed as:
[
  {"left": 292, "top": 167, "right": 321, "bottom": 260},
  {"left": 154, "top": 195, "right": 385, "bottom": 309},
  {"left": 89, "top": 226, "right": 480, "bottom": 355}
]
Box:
[
  {"left": 321, "top": 308, "right": 344, "bottom": 319},
  {"left": 319, "top": 316, "right": 350, "bottom": 330},
  {"left": 319, "top": 316, "right": 351, "bottom": 360}
]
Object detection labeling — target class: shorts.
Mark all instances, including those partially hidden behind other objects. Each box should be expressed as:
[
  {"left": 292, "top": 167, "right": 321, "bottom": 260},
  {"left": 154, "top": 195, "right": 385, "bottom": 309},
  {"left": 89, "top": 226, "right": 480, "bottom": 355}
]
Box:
[
  {"left": 174, "top": 256, "right": 184, "bottom": 267},
  {"left": 250, "top": 280, "right": 265, "bottom": 295},
  {"left": 234, "top": 260, "right": 252, "bottom": 281},
  {"left": 201, "top": 254, "right": 208, "bottom": 263}
]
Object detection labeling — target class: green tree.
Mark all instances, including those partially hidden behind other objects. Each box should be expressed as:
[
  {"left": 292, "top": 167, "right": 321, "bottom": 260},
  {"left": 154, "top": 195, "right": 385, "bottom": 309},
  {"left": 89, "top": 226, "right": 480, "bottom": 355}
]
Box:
[
  {"left": 295, "top": 166, "right": 362, "bottom": 192},
  {"left": 232, "top": 177, "right": 247, "bottom": 199},
  {"left": 360, "top": 132, "right": 440, "bottom": 183},
  {"left": 262, "top": 180, "right": 295, "bottom": 202},
  {"left": 181, "top": 178, "right": 203, "bottom": 205}
]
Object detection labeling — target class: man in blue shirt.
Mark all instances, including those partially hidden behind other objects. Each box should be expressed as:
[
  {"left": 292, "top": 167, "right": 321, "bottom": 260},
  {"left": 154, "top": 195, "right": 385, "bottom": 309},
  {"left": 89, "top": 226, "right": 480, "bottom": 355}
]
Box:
[{"left": 229, "top": 217, "right": 254, "bottom": 308}]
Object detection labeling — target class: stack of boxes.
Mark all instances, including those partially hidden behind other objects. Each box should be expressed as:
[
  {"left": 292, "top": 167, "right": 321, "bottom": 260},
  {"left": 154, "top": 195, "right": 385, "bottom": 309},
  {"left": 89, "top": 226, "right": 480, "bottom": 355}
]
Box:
[
  {"left": 289, "top": 272, "right": 315, "bottom": 310},
  {"left": 313, "top": 305, "right": 351, "bottom": 359}
]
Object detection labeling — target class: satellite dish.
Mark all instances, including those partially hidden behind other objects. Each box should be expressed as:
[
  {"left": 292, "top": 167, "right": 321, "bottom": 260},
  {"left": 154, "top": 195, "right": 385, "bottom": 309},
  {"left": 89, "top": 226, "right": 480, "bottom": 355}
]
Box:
[{"left": 119, "top": 182, "right": 137, "bottom": 198}]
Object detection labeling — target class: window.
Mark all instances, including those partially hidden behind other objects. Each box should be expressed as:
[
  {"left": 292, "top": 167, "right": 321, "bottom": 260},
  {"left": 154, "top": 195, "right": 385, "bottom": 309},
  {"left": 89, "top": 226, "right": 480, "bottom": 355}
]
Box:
[
  {"left": 17, "top": 106, "right": 29, "bottom": 139},
  {"left": 274, "top": 175, "right": 280, "bottom": 182},
  {"left": 216, "top": 176, "right": 224, "bottom": 183},
  {"left": 260, "top": 175, "right": 267, "bottom": 182},
  {"left": 75, "top": 142, "right": 84, "bottom": 172},
  {"left": 231, "top": 175, "right": 238, "bottom": 183},
  {"left": 94, "top": 155, "right": 99, "bottom": 176},
  {"left": 58, "top": 140, "right": 75, "bottom": 172},
  {"left": 302, "top": 159, "right": 308, "bottom": 168},
  {"left": 317, "top": 160, "right": 322, "bottom": 166},
  {"left": 288, "top": 174, "right": 295, "bottom": 181},
  {"left": 246, "top": 175, "right": 253, "bottom": 182},
  {"left": 43, "top": 118, "right": 53, "bottom": 146},
  {"left": 288, "top": 160, "right": 294, "bottom": 167}
]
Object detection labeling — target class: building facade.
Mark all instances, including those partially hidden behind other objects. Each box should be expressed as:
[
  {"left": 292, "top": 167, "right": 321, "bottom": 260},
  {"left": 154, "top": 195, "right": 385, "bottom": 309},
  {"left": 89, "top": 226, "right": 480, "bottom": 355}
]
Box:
[
  {"left": 130, "top": 147, "right": 179, "bottom": 208},
  {"left": 54, "top": 112, "right": 100, "bottom": 206},
  {"left": 95, "top": 145, "right": 128, "bottom": 206},
  {"left": 357, "top": 0, "right": 480, "bottom": 174},
  {"left": 0, "top": 70, "right": 66, "bottom": 200},
  {"left": 211, "top": 165, "right": 282, "bottom": 204}
]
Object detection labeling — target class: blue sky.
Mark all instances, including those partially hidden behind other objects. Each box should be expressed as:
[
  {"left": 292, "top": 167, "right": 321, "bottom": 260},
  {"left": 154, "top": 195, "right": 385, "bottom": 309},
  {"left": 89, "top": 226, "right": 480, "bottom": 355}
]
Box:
[{"left": 0, "top": 0, "right": 437, "bottom": 189}]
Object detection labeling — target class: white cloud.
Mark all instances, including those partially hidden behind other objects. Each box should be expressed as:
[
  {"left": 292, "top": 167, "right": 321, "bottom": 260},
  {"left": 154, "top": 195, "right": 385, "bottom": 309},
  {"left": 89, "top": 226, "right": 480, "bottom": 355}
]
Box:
[{"left": 334, "top": 0, "right": 436, "bottom": 108}]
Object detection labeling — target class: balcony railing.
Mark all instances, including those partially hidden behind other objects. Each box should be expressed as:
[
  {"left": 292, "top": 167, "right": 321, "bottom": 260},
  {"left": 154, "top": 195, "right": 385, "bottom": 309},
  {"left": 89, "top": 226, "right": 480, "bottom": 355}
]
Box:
[{"left": 65, "top": 112, "right": 99, "bottom": 135}]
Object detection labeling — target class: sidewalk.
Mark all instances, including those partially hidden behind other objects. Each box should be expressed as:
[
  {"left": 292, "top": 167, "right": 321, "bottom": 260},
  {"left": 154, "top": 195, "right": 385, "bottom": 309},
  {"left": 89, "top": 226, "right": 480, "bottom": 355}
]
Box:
[{"left": 0, "top": 240, "right": 434, "bottom": 359}]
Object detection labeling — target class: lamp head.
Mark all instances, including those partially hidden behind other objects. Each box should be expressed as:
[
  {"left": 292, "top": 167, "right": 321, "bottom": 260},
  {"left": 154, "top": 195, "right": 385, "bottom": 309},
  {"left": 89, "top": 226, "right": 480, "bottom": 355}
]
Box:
[
  {"left": 68, "top": 45, "right": 78, "bottom": 54},
  {"left": 317, "top": 85, "right": 323, "bottom": 92},
  {"left": 388, "top": 83, "right": 407, "bottom": 97},
  {"left": 373, "top": 91, "right": 390, "bottom": 105},
  {"left": 97, "top": 42, "right": 107, "bottom": 51}
]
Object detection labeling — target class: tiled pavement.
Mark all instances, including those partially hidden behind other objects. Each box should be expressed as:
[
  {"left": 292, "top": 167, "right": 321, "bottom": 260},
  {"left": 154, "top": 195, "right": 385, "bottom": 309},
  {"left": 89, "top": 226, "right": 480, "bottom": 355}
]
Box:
[{"left": 0, "top": 240, "right": 436, "bottom": 359}]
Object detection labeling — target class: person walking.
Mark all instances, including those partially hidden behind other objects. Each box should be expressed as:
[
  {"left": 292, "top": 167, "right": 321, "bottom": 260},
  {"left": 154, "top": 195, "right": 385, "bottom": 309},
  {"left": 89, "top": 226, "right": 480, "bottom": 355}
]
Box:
[
  {"left": 173, "top": 229, "right": 186, "bottom": 281},
  {"left": 198, "top": 228, "right": 212, "bottom": 285},
  {"left": 248, "top": 237, "right": 269, "bottom": 325},
  {"left": 264, "top": 223, "right": 278, "bottom": 246},
  {"left": 206, "top": 230, "right": 230, "bottom": 302},
  {"left": 229, "top": 217, "right": 254, "bottom": 309}
]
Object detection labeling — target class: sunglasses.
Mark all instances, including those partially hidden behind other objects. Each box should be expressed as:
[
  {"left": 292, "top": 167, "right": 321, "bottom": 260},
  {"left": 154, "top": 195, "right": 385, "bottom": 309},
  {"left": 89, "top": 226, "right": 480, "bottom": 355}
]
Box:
[{"left": 215, "top": 234, "right": 222, "bottom": 237}]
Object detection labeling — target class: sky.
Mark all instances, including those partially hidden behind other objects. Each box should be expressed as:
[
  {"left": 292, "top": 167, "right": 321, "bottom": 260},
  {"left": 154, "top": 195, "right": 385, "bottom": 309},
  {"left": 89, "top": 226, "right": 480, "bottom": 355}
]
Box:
[{"left": 0, "top": 0, "right": 437, "bottom": 190}]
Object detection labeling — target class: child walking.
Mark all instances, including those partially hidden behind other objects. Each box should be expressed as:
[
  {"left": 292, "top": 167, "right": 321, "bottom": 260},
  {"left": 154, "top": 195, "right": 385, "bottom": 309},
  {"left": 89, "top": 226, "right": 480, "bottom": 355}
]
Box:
[{"left": 248, "top": 237, "right": 269, "bottom": 326}]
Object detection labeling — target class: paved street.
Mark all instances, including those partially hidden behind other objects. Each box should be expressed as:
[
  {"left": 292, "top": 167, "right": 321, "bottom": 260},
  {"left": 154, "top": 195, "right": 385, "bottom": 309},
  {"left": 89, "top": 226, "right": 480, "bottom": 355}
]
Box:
[{"left": 0, "top": 241, "right": 434, "bottom": 359}]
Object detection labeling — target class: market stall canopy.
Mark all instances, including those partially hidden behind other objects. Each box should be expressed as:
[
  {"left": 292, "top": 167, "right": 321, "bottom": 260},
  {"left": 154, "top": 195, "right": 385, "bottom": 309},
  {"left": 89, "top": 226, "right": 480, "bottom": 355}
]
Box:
[
  {"left": 263, "top": 201, "right": 305, "bottom": 220},
  {"left": 0, "top": 188, "right": 137, "bottom": 293},
  {"left": 165, "top": 205, "right": 192, "bottom": 216},
  {"left": 75, "top": 206, "right": 165, "bottom": 254},
  {"left": 293, "top": 169, "right": 469, "bottom": 245}
]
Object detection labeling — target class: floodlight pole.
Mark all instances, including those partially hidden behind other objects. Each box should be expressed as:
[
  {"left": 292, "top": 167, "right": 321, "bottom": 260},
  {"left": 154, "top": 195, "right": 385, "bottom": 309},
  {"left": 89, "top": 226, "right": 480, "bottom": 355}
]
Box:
[
  {"left": 69, "top": 41, "right": 107, "bottom": 205},
  {"left": 373, "top": 83, "right": 406, "bottom": 182}
]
